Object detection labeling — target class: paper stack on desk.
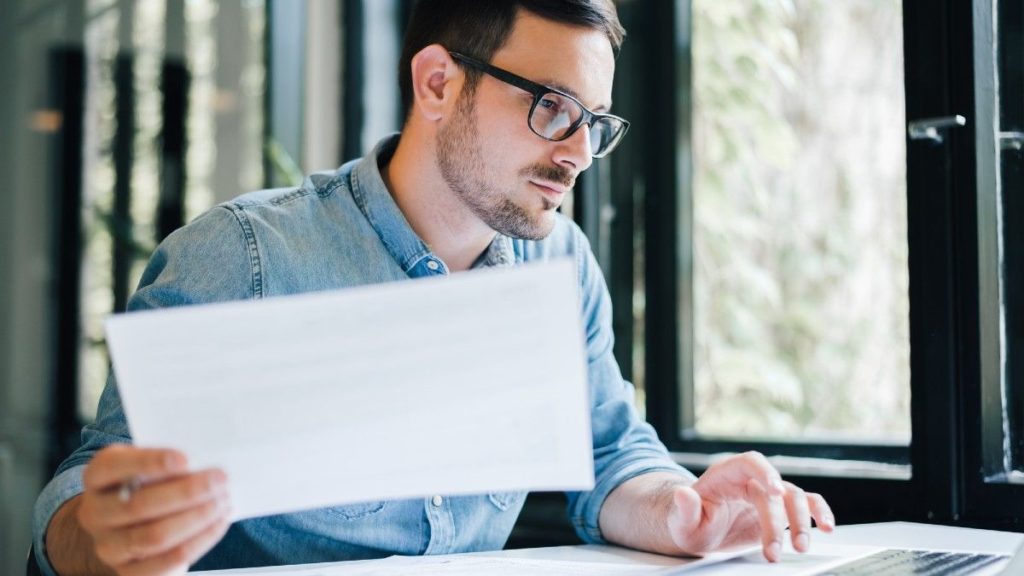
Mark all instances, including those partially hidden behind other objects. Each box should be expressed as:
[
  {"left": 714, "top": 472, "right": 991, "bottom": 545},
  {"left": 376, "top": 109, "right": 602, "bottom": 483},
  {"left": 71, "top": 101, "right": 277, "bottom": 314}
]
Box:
[{"left": 106, "top": 259, "right": 594, "bottom": 521}]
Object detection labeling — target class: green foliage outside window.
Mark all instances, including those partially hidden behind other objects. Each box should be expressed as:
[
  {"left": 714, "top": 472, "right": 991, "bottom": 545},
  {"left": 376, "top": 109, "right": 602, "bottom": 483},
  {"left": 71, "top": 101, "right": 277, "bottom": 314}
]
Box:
[{"left": 691, "top": 0, "right": 911, "bottom": 442}]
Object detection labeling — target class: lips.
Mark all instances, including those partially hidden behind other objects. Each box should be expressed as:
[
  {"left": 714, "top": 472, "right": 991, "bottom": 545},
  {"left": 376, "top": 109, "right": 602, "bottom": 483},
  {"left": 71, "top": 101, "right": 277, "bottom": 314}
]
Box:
[{"left": 530, "top": 180, "right": 571, "bottom": 196}]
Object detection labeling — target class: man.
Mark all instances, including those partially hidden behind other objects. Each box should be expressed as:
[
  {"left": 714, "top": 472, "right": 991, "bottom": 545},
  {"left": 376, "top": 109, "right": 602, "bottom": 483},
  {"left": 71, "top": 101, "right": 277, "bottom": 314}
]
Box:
[{"left": 34, "top": 1, "right": 834, "bottom": 575}]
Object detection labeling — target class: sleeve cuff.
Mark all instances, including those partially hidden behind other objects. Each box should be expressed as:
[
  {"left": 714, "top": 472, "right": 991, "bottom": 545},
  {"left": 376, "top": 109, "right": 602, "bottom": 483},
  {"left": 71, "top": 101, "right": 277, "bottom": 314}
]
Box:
[
  {"left": 33, "top": 465, "right": 87, "bottom": 576},
  {"left": 572, "top": 457, "right": 696, "bottom": 544}
]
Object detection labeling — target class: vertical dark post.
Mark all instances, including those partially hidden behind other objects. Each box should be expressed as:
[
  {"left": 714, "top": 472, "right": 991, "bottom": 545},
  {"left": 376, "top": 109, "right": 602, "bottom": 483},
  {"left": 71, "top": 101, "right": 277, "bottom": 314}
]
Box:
[
  {"left": 112, "top": 53, "right": 135, "bottom": 312},
  {"left": 159, "top": 0, "right": 188, "bottom": 242},
  {"left": 1000, "top": 0, "right": 1024, "bottom": 468},
  {"left": 644, "top": 0, "right": 684, "bottom": 437},
  {"left": 904, "top": 0, "right": 962, "bottom": 523},
  {"left": 158, "top": 63, "right": 189, "bottom": 241},
  {"left": 48, "top": 48, "right": 86, "bottom": 472},
  {"left": 342, "top": 0, "right": 365, "bottom": 160}
]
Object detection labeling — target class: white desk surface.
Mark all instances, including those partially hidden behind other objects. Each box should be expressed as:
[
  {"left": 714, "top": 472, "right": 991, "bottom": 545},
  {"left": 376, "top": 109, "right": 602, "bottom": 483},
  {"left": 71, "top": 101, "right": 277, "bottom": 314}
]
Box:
[{"left": 194, "top": 522, "right": 1024, "bottom": 575}]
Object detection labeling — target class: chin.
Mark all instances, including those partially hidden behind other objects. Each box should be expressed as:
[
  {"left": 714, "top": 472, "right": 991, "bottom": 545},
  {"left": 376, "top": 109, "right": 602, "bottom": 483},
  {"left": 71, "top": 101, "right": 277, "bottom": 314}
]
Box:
[
  {"left": 501, "top": 213, "right": 556, "bottom": 241},
  {"left": 529, "top": 212, "right": 558, "bottom": 239}
]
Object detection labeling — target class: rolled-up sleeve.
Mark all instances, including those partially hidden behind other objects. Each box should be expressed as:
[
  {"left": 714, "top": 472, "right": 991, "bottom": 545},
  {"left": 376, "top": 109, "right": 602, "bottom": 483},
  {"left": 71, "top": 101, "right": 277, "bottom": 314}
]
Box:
[
  {"left": 31, "top": 206, "right": 255, "bottom": 575},
  {"left": 32, "top": 372, "right": 134, "bottom": 576},
  {"left": 565, "top": 229, "right": 696, "bottom": 544}
]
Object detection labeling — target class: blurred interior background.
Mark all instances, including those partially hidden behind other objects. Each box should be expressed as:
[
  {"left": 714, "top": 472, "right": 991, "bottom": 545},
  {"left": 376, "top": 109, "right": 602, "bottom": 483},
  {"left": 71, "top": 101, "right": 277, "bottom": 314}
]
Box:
[{"left": 0, "top": 1, "right": 1020, "bottom": 574}]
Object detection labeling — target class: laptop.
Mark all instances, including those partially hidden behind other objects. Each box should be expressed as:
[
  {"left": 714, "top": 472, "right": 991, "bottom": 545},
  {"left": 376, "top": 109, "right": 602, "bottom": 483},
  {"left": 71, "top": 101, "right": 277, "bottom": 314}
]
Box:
[
  {"left": 712, "top": 523, "right": 1024, "bottom": 576},
  {"left": 804, "top": 542, "right": 1023, "bottom": 575}
]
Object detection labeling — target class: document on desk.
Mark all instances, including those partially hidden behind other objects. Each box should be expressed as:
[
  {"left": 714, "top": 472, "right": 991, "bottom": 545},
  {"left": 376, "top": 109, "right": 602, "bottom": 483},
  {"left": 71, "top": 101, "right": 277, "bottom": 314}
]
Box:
[
  {"left": 106, "top": 259, "right": 594, "bottom": 521},
  {"left": 192, "top": 547, "right": 762, "bottom": 575}
]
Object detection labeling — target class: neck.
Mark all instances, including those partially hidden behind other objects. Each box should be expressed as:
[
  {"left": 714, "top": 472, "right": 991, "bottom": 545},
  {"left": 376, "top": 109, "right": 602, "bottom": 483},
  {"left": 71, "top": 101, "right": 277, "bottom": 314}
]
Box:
[{"left": 383, "top": 131, "right": 497, "bottom": 273}]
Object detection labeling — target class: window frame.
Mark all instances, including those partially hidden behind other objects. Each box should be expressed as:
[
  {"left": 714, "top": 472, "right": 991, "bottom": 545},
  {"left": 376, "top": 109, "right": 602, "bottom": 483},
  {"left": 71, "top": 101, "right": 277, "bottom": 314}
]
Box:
[
  {"left": 961, "top": 0, "right": 1024, "bottom": 529},
  {"left": 638, "top": 0, "right": 926, "bottom": 465},
  {"left": 609, "top": 0, "right": 1024, "bottom": 528},
  {"left": 997, "top": 0, "right": 1024, "bottom": 480}
]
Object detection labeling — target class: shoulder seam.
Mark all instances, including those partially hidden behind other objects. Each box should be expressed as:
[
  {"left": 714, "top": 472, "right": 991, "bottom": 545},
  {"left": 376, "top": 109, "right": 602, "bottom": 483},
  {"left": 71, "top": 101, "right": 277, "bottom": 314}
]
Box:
[{"left": 218, "top": 205, "right": 264, "bottom": 299}]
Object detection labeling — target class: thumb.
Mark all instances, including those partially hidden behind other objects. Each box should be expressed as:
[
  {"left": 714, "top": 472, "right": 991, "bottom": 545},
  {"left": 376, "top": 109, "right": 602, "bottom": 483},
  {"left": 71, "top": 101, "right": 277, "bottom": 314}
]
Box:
[
  {"left": 668, "top": 485, "right": 720, "bottom": 555},
  {"left": 669, "top": 485, "right": 703, "bottom": 532}
]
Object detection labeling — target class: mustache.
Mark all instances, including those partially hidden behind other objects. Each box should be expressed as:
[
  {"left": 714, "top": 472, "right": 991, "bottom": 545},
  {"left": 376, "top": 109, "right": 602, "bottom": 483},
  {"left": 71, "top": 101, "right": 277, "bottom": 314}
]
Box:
[{"left": 522, "top": 164, "right": 576, "bottom": 189}]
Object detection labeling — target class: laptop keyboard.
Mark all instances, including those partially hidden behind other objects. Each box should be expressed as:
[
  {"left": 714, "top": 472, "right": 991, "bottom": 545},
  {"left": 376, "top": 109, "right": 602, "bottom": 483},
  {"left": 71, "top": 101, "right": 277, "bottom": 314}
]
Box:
[{"left": 819, "top": 549, "right": 1006, "bottom": 575}]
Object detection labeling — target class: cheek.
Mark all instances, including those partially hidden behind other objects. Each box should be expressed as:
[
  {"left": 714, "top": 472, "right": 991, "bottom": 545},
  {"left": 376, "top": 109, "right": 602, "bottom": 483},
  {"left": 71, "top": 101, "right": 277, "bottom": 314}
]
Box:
[
  {"left": 474, "top": 94, "right": 542, "bottom": 155},
  {"left": 471, "top": 128, "right": 528, "bottom": 181},
  {"left": 469, "top": 95, "right": 553, "bottom": 184}
]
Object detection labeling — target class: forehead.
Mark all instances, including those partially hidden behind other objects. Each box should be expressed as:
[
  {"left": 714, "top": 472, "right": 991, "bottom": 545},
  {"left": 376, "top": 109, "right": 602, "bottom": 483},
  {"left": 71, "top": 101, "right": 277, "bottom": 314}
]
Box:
[{"left": 488, "top": 10, "right": 617, "bottom": 110}]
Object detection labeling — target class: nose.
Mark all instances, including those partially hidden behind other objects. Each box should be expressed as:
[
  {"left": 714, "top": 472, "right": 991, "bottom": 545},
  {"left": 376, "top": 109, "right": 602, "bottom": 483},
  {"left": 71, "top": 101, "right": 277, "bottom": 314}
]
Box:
[{"left": 552, "top": 124, "right": 594, "bottom": 173}]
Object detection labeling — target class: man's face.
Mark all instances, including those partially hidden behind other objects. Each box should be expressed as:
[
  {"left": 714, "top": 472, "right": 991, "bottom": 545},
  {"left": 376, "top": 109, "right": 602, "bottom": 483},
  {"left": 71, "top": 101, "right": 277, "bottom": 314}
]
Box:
[{"left": 436, "top": 11, "right": 617, "bottom": 240}]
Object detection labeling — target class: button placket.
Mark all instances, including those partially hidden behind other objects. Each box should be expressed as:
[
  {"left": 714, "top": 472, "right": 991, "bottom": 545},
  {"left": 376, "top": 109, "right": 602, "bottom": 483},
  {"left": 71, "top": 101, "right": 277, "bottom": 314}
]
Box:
[{"left": 424, "top": 494, "right": 455, "bottom": 554}]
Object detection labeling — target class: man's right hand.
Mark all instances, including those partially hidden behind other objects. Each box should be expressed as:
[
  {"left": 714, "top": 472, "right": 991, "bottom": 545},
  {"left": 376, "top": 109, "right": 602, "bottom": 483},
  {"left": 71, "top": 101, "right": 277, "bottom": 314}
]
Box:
[{"left": 46, "top": 445, "right": 232, "bottom": 576}]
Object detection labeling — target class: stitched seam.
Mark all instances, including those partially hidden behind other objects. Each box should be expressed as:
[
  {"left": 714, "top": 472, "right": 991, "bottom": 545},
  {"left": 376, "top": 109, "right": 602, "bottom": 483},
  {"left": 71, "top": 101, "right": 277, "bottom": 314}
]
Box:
[
  {"left": 317, "top": 177, "right": 345, "bottom": 199},
  {"left": 268, "top": 187, "right": 312, "bottom": 206},
  {"left": 264, "top": 177, "right": 346, "bottom": 207},
  {"left": 405, "top": 250, "right": 436, "bottom": 270},
  {"left": 350, "top": 165, "right": 429, "bottom": 272},
  {"left": 222, "top": 205, "right": 264, "bottom": 299}
]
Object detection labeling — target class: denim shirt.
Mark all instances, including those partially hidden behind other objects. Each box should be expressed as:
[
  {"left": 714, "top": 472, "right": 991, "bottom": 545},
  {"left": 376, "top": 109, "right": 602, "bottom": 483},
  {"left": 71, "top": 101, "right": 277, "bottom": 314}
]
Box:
[{"left": 33, "top": 135, "right": 692, "bottom": 574}]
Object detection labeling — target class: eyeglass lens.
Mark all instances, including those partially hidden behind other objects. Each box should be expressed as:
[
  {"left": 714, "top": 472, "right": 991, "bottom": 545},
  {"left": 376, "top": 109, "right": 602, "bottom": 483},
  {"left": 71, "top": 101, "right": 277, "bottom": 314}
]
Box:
[{"left": 530, "top": 92, "right": 624, "bottom": 157}]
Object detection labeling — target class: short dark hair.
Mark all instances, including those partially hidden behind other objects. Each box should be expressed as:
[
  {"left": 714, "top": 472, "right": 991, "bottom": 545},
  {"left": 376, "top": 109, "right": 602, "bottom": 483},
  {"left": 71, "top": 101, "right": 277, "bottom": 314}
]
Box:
[{"left": 398, "top": 0, "right": 625, "bottom": 118}]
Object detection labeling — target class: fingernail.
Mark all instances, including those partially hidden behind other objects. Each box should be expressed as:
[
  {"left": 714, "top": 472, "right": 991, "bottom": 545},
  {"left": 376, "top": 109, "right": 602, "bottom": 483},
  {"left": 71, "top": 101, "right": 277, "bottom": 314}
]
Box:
[
  {"left": 772, "top": 479, "right": 785, "bottom": 493},
  {"left": 768, "top": 541, "right": 782, "bottom": 562},
  {"left": 796, "top": 533, "right": 809, "bottom": 551}
]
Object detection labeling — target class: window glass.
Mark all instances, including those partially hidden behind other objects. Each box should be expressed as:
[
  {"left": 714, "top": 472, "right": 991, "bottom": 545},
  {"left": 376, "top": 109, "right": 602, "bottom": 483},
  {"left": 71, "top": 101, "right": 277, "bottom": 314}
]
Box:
[
  {"left": 689, "top": 0, "right": 910, "bottom": 442},
  {"left": 78, "top": 0, "right": 266, "bottom": 420}
]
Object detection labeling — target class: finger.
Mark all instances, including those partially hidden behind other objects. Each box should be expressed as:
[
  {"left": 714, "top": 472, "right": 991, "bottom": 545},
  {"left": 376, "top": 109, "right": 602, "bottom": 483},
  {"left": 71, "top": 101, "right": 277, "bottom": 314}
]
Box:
[
  {"left": 782, "top": 482, "right": 812, "bottom": 553},
  {"left": 96, "top": 496, "right": 229, "bottom": 566},
  {"left": 748, "top": 478, "right": 787, "bottom": 563},
  {"left": 666, "top": 486, "right": 706, "bottom": 552},
  {"left": 83, "top": 446, "right": 188, "bottom": 491},
  {"left": 698, "top": 452, "right": 784, "bottom": 501},
  {"left": 117, "top": 512, "right": 232, "bottom": 576},
  {"left": 807, "top": 492, "right": 836, "bottom": 533},
  {"left": 91, "top": 469, "right": 228, "bottom": 529}
]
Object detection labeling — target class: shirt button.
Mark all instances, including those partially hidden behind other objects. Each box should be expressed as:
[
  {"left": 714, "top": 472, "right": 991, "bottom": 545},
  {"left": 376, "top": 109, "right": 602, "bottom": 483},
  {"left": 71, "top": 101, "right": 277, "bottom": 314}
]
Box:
[
  {"left": 426, "top": 260, "right": 440, "bottom": 271},
  {"left": 431, "top": 495, "right": 443, "bottom": 507}
]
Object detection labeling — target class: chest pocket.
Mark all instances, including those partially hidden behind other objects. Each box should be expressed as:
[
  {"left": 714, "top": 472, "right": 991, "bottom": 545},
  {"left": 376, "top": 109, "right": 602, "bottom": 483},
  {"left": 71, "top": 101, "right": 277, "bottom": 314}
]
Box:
[
  {"left": 325, "top": 500, "right": 388, "bottom": 520},
  {"left": 488, "top": 491, "right": 525, "bottom": 512}
]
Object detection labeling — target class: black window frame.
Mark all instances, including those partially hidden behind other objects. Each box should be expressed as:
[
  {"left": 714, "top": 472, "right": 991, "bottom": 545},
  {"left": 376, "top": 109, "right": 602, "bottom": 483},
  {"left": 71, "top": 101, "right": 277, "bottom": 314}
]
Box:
[
  {"left": 636, "top": 0, "right": 928, "bottom": 467},
  {"left": 998, "top": 0, "right": 1024, "bottom": 482},
  {"left": 597, "top": 0, "right": 1024, "bottom": 529},
  {"left": 960, "top": 0, "right": 1024, "bottom": 531}
]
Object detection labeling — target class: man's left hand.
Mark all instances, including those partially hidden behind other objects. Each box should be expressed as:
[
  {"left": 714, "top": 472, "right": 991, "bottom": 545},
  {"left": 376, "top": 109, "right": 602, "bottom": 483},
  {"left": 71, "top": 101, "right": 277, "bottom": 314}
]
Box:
[{"left": 666, "top": 451, "right": 835, "bottom": 562}]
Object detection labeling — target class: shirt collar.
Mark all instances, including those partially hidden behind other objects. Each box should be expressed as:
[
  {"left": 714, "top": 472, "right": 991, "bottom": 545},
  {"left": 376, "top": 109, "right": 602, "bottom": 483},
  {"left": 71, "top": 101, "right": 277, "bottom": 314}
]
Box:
[
  {"left": 471, "top": 234, "right": 515, "bottom": 269},
  {"left": 350, "top": 134, "right": 516, "bottom": 275}
]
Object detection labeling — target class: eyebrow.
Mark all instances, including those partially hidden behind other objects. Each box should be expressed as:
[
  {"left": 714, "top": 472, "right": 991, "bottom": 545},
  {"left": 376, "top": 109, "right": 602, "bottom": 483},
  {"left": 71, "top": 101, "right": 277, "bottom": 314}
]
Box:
[{"left": 537, "top": 78, "right": 612, "bottom": 113}]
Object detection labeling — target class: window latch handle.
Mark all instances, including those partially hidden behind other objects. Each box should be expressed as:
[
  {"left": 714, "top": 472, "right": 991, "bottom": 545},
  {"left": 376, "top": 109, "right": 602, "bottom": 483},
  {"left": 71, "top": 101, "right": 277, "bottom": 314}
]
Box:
[
  {"left": 908, "top": 115, "right": 967, "bottom": 144},
  {"left": 999, "top": 131, "right": 1024, "bottom": 151}
]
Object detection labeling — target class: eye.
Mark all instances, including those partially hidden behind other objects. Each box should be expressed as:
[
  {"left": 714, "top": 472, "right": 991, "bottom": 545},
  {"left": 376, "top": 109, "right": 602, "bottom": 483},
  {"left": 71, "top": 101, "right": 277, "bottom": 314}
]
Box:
[{"left": 538, "top": 96, "right": 560, "bottom": 110}]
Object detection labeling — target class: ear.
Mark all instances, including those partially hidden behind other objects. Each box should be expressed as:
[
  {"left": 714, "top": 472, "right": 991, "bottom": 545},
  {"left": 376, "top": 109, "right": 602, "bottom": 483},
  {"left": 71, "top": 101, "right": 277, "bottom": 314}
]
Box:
[{"left": 409, "top": 44, "right": 463, "bottom": 123}]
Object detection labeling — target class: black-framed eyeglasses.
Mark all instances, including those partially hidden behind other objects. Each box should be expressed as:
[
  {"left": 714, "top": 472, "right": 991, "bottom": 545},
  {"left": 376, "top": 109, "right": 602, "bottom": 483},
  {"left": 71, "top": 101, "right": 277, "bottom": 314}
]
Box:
[{"left": 449, "top": 51, "right": 630, "bottom": 159}]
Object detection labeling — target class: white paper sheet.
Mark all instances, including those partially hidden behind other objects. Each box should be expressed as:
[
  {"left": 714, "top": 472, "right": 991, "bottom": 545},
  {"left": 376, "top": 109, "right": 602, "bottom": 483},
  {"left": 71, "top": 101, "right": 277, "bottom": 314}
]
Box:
[
  {"left": 106, "top": 259, "right": 594, "bottom": 521},
  {"left": 190, "top": 545, "right": 762, "bottom": 575}
]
